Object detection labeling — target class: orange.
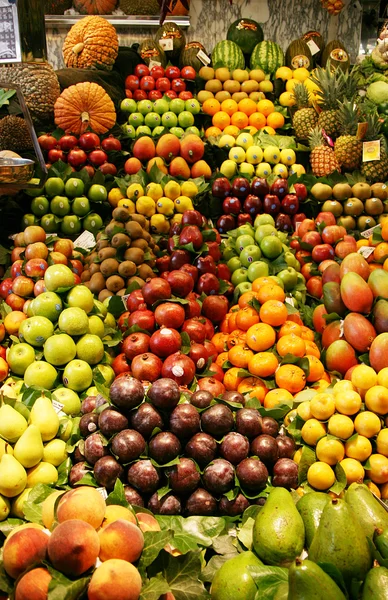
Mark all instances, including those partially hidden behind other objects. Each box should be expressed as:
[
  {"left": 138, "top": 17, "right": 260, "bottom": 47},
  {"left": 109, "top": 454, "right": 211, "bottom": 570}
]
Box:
[
  {"left": 306, "top": 355, "right": 325, "bottom": 382},
  {"left": 223, "top": 125, "right": 240, "bottom": 137},
  {"left": 248, "top": 352, "right": 279, "bottom": 378},
  {"left": 304, "top": 340, "right": 321, "bottom": 358},
  {"left": 300, "top": 326, "right": 315, "bottom": 342},
  {"left": 230, "top": 111, "right": 249, "bottom": 129},
  {"left": 278, "top": 321, "right": 302, "bottom": 338},
  {"left": 384, "top": 257, "right": 388, "bottom": 272},
  {"left": 266, "top": 111, "right": 285, "bottom": 129},
  {"left": 238, "top": 98, "right": 257, "bottom": 116},
  {"left": 228, "top": 344, "right": 254, "bottom": 368},
  {"left": 259, "top": 300, "right": 288, "bottom": 327},
  {"left": 239, "top": 377, "right": 267, "bottom": 403},
  {"left": 257, "top": 283, "right": 285, "bottom": 304},
  {"left": 246, "top": 323, "right": 276, "bottom": 352},
  {"left": 211, "top": 332, "right": 229, "bottom": 353},
  {"left": 223, "top": 367, "right": 244, "bottom": 391},
  {"left": 248, "top": 112, "right": 266, "bottom": 129},
  {"left": 216, "top": 351, "right": 229, "bottom": 367},
  {"left": 275, "top": 364, "right": 306, "bottom": 393},
  {"left": 357, "top": 239, "right": 369, "bottom": 249},
  {"left": 227, "top": 329, "right": 247, "bottom": 349},
  {"left": 219, "top": 315, "right": 231, "bottom": 333},
  {"left": 4, "top": 311, "right": 27, "bottom": 334},
  {"left": 264, "top": 388, "right": 293, "bottom": 409},
  {"left": 227, "top": 311, "right": 239, "bottom": 333},
  {"left": 238, "top": 291, "right": 260, "bottom": 308},
  {"left": 212, "top": 111, "right": 231, "bottom": 130},
  {"left": 205, "top": 126, "right": 222, "bottom": 138},
  {"left": 374, "top": 242, "right": 388, "bottom": 263},
  {"left": 221, "top": 99, "right": 238, "bottom": 116},
  {"left": 257, "top": 99, "right": 275, "bottom": 116},
  {"left": 276, "top": 333, "right": 306, "bottom": 358},
  {"left": 202, "top": 98, "right": 221, "bottom": 116},
  {"left": 382, "top": 220, "right": 388, "bottom": 242},
  {"left": 252, "top": 276, "right": 275, "bottom": 292},
  {"left": 235, "top": 306, "right": 260, "bottom": 331}
]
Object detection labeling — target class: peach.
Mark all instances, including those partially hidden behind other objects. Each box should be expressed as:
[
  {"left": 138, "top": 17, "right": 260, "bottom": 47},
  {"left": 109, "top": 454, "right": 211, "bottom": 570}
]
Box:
[
  {"left": 48, "top": 519, "right": 99, "bottom": 577},
  {"left": 87, "top": 558, "right": 142, "bottom": 600},
  {"left": 98, "top": 519, "right": 144, "bottom": 563},
  {"left": 15, "top": 567, "right": 52, "bottom": 600},
  {"left": 5, "top": 523, "right": 44, "bottom": 544},
  {"left": 23, "top": 226, "right": 46, "bottom": 245},
  {"left": 3, "top": 528, "right": 49, "bottom": 579},
  {"left": 57, "top": 486, "right": 105, "bottom": 529},
  {"left": 102, "top": 504, "right": 136, "bottom": 528},
  {"left": 41, "top": 490, "right": 65, "bottom": 529},
  {"left": 136, "top": 512, "right": 161, "bottom": 533}
]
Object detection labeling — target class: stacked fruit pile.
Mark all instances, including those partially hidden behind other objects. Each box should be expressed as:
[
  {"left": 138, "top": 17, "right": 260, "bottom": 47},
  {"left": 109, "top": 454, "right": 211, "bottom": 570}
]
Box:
[{"left": 124, "top": 63, "right": 196, "bottom": 103}]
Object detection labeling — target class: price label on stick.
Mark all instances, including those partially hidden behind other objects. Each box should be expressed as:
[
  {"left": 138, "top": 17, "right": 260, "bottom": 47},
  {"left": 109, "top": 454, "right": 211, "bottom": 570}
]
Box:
[
  {"left": 197, "top": 49, "right": 211, "bottom": 65},
  {"left": 149, "top": 60, "right": 161, "bottom": 69},
  {"left": 362, "top": 140, "right": 381, "bottom": 162},
  {"left": 306, "top": 39, "right": 320, "bottom": 55},
  {"left": 74, "top": 230, "right": 96, "bottom": 250},
  {"left": 159, "top": 38, "right": 173, "bottom": 51}
]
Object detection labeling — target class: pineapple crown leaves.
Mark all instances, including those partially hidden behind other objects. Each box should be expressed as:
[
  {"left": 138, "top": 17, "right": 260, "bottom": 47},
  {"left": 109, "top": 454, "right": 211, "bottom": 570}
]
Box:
[
  {"left": 337, "top": 99, "right": 361, "bottom": 136},
  {"left": 359, "top": 105, "right": 385, "bottom": 141},
  {"left": 310, "top": 64, "right": 348, "bottom": 110},
  {"left": 308, "top": 126, "right": 330, "bottom": 150},
  {"left": 292, "top": 82, "right": 311, "bottom": 109}
]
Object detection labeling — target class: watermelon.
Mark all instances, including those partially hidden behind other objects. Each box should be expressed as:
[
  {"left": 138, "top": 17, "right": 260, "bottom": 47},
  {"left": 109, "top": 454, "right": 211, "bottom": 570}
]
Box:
[
  {"left": 227, "top": 18, "right": 264, "bottom": 55},
  {"left": 250, "top": 41, "right": 284, "bottom": 75},
  {"left": 212, "top": 40, "right": 245, "bottom": 71}
]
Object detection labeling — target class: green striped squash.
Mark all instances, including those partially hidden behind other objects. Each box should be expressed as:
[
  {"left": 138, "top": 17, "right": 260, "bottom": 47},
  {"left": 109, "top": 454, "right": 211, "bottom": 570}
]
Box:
[
  {"left": 250, "top": 41, "right": 284, "bottom": 75},
  {"left": 212, "top": 40, "right": 245, "bottom": 70}
]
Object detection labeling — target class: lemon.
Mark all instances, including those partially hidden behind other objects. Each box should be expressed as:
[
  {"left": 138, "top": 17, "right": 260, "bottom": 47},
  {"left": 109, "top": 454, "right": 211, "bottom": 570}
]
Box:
[
  {"left": 150, "top": 214, "right": 170, "bottom": 234},
  {"left": 220, "top": 159, "right": 237, "bottom": 178},
  {"left": 272, "top": 164, "right": 288, "bottom": 177},
  {"left": 239, "top": 162, "right": 255, "bottom": 176},
  {"left": 297, "top": 401, "right": 312, "bottom": 421},
  {"left": 126, "top": 183, "right": 144, "bottom": 200},
  {"left": 174, "top": 196, "right": 194, "bottom": 213},
  {"left": 146, "top": 182, "right": 163, "bottom": 201},
  {"left": 117, "top": 198, "right": 135, "bottom": 213},
  {"left": 156, "top": 197, "right": 175, "bottom": 217},
  {"left": 285, "top": 79, "right": 299, "bottom": 92},
  {"left": 307, "top": 462, "right": 335, "bottom": 490},
  {"left": 164, "top": 180, "right": 181, "bottom": 200},
  {"left": 263, "top": 146, "right": 281, "bottom": 164},
  {"left": 289, "top": 164, "right": 306, "bottom": 176},
  {"left": 366, "top": 454, "right": 388, "bottom": 484},
  {"left": 245, "top": 146, "right": 263, "bottom": 164},
  {"left": 275, "top": 66, "right": 293, "bottom": 81},
  {"left": 301, "top": 418, "right": 327, "bottom": 446},
  {"left": 170, "top": 213, "right": 183, "bottom": 226},
  {"left": 229, "top": 147, "right": 246, "bottom": 164},
  {"left": 310, "top": 393, "right": 336, "bottom": 420},
  {"left": 377, "top": 367, "right": 388, "bottom": 387},
  {"left": 340, "top": 458, "right": 365, "bottom": 485},
  {"left": 354, "top": 411, "right": 381, "bottom": 438},
  {"left": 279, "top": 148, "right": 296, "bottom": 166},
  {"left": 180, "top": 181, "right": 198, "bottom": 198},
  {"left": 279, "top": 91, "right": 296, "bottom": 107},
  {"left": 136, "top": 196, "right": 156, "bottom": 217},
  {"left": 293, "top": 67, "right": 310, "bottom": 81},
  {"left": 256, "top": 162, "right": 272, "bottom": 177},
  {"left": 108, "top": 188, "right": 125, "bottom": 207},
  {"left": 335, "top": 390, "right": 362, "bottom": 415},
  {"left": 236, "top": 132, "right": 254, "bottom": 150},
  {"left": 351, "top": 364, "right": 377, "bottom": 391},
  {"left": 259, "top": 80, "right": 274, "bottom": 93},
  {"left": 249, "top": 69, "right": 265, "bottom": 82},
  {"left": 219, "top": 134, "right": 236, "bottom": 150}
]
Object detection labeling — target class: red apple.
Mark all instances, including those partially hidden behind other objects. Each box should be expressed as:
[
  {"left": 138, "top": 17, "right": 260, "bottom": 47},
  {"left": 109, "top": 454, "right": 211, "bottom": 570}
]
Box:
[
  {"left": 244, "top": 195, "right": 262, "bottom": 217},
  {"left": 311, "top": 244, "right": 335, "bottom": 263},
  {"left": 24, "top": 242, "right": 49, "bottom": 261},
  {"left": 275, "top": 213, "right": 293, "bottom": 233},
  {"left": 169, "top": 250, "right": 191, "bottom": 270},
  {"left": 201, "top": 295, "right": 228, "bottom": 323},
  {"left": 302, "top": 231, "right": 322, "bottom": 248},
  {"left": 11, "top": 260, "right": 23, "bottom": 279},
  {"left": 179, "top": 225, "right": 203, "bottom": 250},
  {"left": 11, "top": 247, "right": 25, "bottom": 263},
  {"left": 180, "top": 264, "right": 199, "bottom": 285},
  {"left": 12, "top": 276, "right": 34, "bottom": 298},
  {"left": 281, "top": 194, "right": 299, "bottom": 215},
  {"left": 53, "top": 238, "right": 73, "bottom": 258},
  {"left": 321, "top": 225, "right": 347, "bottom": 245},
  {"left": 212, "top": 178, "right": 232, "bottom": 199},
  {"left": 125, "top": 75, "right": 140, "bottom": 90},
  {"left": 131, "top": 352, "right": 163, "bottom": 382},
  {"left": 263, "top": 194, "right": 281, "bottom": 216},
  {"left": 222, "top": 197, "right": 241, "bottom": 215},
  {"left": 196, "top": 273, "right": 220, "bottom": 295},
  {"left": 181, "top": 210, "right": 203, "bottom": 227},
  {"left": 206, "top": 242, "right": 221, "bottom": 263},
  {"left": 232, "top": 177, "right": 250, "bottom": 199},
  {"left": 24, "top": 258, "right": 48, "bottom": 280},
  {"left": 0, "top": 278, "right": 13, "bottom": 299},
  {"left": 69, "top": 259, "right": 83, "bottom": 276},
  {"left": 237, "top": 214, "right": 252, "bottom": 226},
  {"left": 166, "top": 66, "right": 181, "bottom": 79},
  {"left": 156, "top": 256, "right": 171, "bottom": 274},
  {"left": 293, "top": 183, "right": 308, "bottom": 202},
  {"left": 217, "top": 214, "right": 236, "bottom": 234},
  {"left": 216, "top": 263, "right": 231, "bottom": 281},
  {"left": 134, "top": 64, "right": 150, "bottom": 78},
  {"left": 194, "top": 255, "right": 216, "bottom": 276},
  {"left": 133, "top": 89, "right": 148, "bottom": 101},
  {"left": 34, "top": 279, "right": 46, "bottom": 296},
  {"left": 251, "top": 177, "right": 269, "bottom": 197},
  {"left": 6, "top": 293, "right": 25, "bottom": 311},
  {"left": 48, "top": 252, "right": 68, "bottom": 266},
  {"left": 270, "top": 178, "right": 288, "bottom": 199},
  {"left": 316, "top": 212, "right": 337, "bottom": 228}
]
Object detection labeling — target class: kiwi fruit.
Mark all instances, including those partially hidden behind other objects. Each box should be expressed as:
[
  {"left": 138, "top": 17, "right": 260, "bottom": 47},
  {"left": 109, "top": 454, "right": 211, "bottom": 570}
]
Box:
[
  {"left": 138, "top": 264, "right": 156, "bottom": 280},
  {"left": 116, "top": 288, "right": 126, "bottom": 296},
  {"left": 111, "top": 233, "right": 131, "bottom": 248},
  {"left": 131, "top": 239, "right": 149, "bottom": 250},
  {"left": 81, "top": 270, "right": 91, "bottom": 283},
  {"left": 129, "top": 214, "right": 147, "bottom": 228},
  {"left": 106, "top": 275, "right": 125, "bottom": 293},
  {"left": 89, "top": 263, "right": 101, "bottom": 275},
  {"left": 125, "top": 221, "right": 143, "bottom": 239},
  {"left": 118, "top": 260, "right": 137, "bottom": 278},
  {"left": 88, "top": 251, "right": 98, "bottom": 263},
  {"left": 124, "top": 247, "right": 144, "bottom": 265},
  {"left": 100, "top": 258, "right": 120, "bottom": 277},
  {"left": 96, "top": 239, "right": 110, "bottom": 251},
  {"left": 105, "top": 220, "right": 125, "bottom": 237},
  {"left": 127, "top": 276, "right": 146, "bottom": 288},
  {"left": 142, "top": 231, "right": 152, "bottom": 243},
  {"left": 89, "top": 272, "right": 106, "bottom": 294},
  {"left": 96, "top": 232, "right": 102, "bottom": 240},
  {"left": 98, "top": 289, "right": 114, "bottom": 302},
  {"left": 112, "top": 206, "right": 131, "bottom": 222},
  {"left": 365, "top": 197, "right": 384, "bottom": 216},
  {"left": 98, "top": 247, "right": 117, "bottom": 261}
]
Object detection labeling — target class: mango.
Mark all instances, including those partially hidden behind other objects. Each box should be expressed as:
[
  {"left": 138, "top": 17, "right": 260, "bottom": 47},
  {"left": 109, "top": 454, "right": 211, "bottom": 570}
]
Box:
[
  {"left": 156, "top": 134, "right": 180, "bottom": 161},
  {"left": 368, "top": 268, "right": 388, "bottom": 298},
  {"left": 169, "top": 156, "right": 191, "bottom": 179},
  {"left": 340, "top": 272, "right": 374, "bottom": 313},
  {"left": 323, "top": 282, "right": 346, "bottom": 316},
  {"left": 132, "top": 136, "right": 156, "bottom": 162},
  {"left": 340, "top": 252, "right": 370, "bottom": 281},
  {"left": 343, "top": 313, "right": 377, "bottom": 352},
  {"left": 369, "top": 333, "right": 388, "bottom": 372},
  {"left": 373, "top": 299, "right": 388, "bottom": 334}
]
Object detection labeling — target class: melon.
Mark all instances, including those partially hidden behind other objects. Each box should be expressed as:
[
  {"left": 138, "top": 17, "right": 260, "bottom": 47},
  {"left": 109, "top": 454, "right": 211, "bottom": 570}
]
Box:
[
  {"left": 250, "top": 41, "right": 284, "bottom": 75},
  {"left": 301, "top": 31, "right": 325, "bottom": 64},
  {"left": 285, "top": 39, "right": 313, "bottom": 70},
  {"left": 321, "top": 40, "right": 350, "bottom": 71},
  {"left": 155, "top": 22, "right": 186, "bottom": 63},
  {"left": 227, "top": 18, "right": 264, "bottom": 55},
  {"left": 180, "top": 41, "right": 208, "bottom": 72},
  {"left": 212, "top": 40, "right": 245, "bottom": 71},
  {"left": 138, "top": 39, "right": 167, "bottom": 67}
]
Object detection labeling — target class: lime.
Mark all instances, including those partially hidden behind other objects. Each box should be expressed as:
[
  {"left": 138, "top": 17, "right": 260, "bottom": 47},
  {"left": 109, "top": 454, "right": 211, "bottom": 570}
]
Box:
[
  {"left": 50, "top": 196, "right": 71, "bottom": 217},
  {"left": 72, "top": 196, "right": 90, "bottom": 217},
  {"left": 178, "top": 111, "right": 195, "bottom": 128},
  {"left": 58, "top": 307, "right": 89, "bottom": 336},
  {"left": 153, "top": 99, "right": 170, "bottom": 115},
  {"left": 161, "top": 112, "right": 178, "bottom": 128},
  {"left": 45, "top": 177, "right": 65, "bottom": 197},
  {"left": 76, "top": 334, "right": 104, "bottom": 365},
  {"left": 185, "top": 99, "right": 201, "bottom": 114},
  {"left": 128, "top": 112, "right": 144, "bottom": 127},
  {"left": 83, "top": 213, "right": 103, "bottom": 235},
  {"left": 61, "top": 215, "right": 82, "bottom": 236},
  {"left": 63, "top": 359, "right": 93, "bottom": 392},
  {"left": 43, "top": 333, "right": 77, "bottom": 366},
  {"left": 30, "top": 196, "right": 49, "bottom": 217},
  {"left": 88, "top": 185, "right": 107, "bottom": 203},
  {"left": 65, "top": 178, "right": 85, "bottom": 198}
]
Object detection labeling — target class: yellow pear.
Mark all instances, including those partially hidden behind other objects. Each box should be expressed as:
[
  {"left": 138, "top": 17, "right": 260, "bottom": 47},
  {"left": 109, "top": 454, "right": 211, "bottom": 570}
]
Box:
[
  {"left": 0, "top": 404, "right": 27, "bottom": 443},
  {"left": 13, "top": 424, "right": 44, "bottom": 468},
  {"left": 29, "top": 395, "right": 59, "bottom": 441},
  {"left": 0, "top": 454, "right": 27, "bottom": 497}
]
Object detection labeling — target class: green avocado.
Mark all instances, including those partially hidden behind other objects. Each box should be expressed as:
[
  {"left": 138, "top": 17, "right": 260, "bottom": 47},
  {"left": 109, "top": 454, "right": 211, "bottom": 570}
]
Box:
[
  {"left": 345, "top": 483, "right": 388, "bottom": 538},
  {"left": 210, "top": 551, "right": 263, "bottom": 600},
  {"left": 288, "top": 559, "right": 346, "bottom": 599},
  {"left": 296, "top": 491, "right": 330, "bottom": 548},
  {"left": 361, "top": 567, "right": 388, "bottom": 599}
]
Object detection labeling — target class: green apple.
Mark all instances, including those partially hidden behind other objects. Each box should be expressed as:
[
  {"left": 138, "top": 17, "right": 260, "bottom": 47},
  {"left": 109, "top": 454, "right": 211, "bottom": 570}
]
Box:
[
  {"left": 152, "top": 126, "right": 165, "bottom": 137},
  {"left": 95, "top": 364, "right": 115, "bottom": 386},
  {"left": 185, "top": 99, "right": 201, "bottom": 114},
  {"left": 63, "top": 359, "right": 93, "bottom": 392},
  {"left": 227, "top": 257, "right": 242, "bottom": 273},
  {"left": 136, "top": 125, "right": 152, "bottom": 136},
  {"left": 170, "top": 99, "right": 185, "bottom": 114},
  {"left": 44, "top": 264, "right": 75, "bottom": 292},
  {"left": 231, "top": 268, "right": 249, "bottom": 286},
  {"left": 88, "top": 315, "right": 105, "bottom": 338},
  {"left": 58, "top": 307, "right": 89, "bottom": 336},
  {"left": 178, "top": 111, "right": 195, "bottom": 128},
  {"left": 30, "top": 196, "right": 49, "bottom": 217},
  {"left": 277, "top": 267, "right": 298, "bottom": 291},
  {"left": 138, "top": 100, "right": 153, "bottom": 115},
  {"left": 29, "top": 292, "right": 62, "bottom": 322},
  {"left": 153, "top": 99, "right": 170, "bottom": 115},
  {"left": 254, "top": 224, "right": 277, "bottom": 244},
  {"left": 40, "top": 213, "right": 58, "bottom": 233},
  {"left": 72, "top": 196, "right": 90, "bottom": 217},
  {"left": 67, "top": 285, "right": 94, "bottom": 314},
  {"left": 76, "top": 334, "right": 104, "bottom": 365},
  {"left": 60, "top": 216, "right": 82, "bottom": 236},
  {"left": 19, "top": 316, "right": 54, "bottom": 347},
  {"left": 235, "top": 281, "right": 253, "bottom": 296},
  {"left": 260, "top": 235, "right": 283, "bottom": 259},
  {"left": 122, "top": 124, "right": 136, "bottom": 138},
  {"left": 240, "top": 244, "right": 262, "bottom": 268},
  {"left": 45, "top": 177, "right": 65, "bottom": 197},
  {"left": 7, "top": 343, "right": 36, "bottom": 375},
  {"left": 22, "top": 214, "right": 38, "bottom": 227},
  {"left": 50, "top": 196, "right": 71, "bottom": 217},
  {"left": 169, "top": 127, "right": 184, "bottom": 138},
  {"left": 83, "top": 213, "right": 103, "bottom": 235},
  {"left": 120, "top": 98, "right": 137, "bottom": 114},
  {"left": 25, "top": 179, "right": 45, "bottom": 197},
  {"left": 254, "top": 214, "right": 275, "bottom": 228},
  {"left": 144, "top": 112, "right": 161, "bottom": 128},
  {"left": 247, "top": 261, "right": 269, "bottom": 282},
  {"left": 236, "top": 234, "right": 255, "bottom": 252},
  {"left": 44, "top": 333, "right": 77, "bottom": 366},
  {"left": 24, "top": 361, "right": 58, "bottom": 389},
  {"left": 43, "top": 439, "right": 68, "bottom": 467},
  {"left": 128, "top": 112, "right": 144, "bottom": 127},
  {"left": 52, "top": 387, "right": 81, "bottom": 416},
  {"left": 185, "top": 126, "right": 201, "bottom": 136},
  {"left": 222, "top": 246, "right": 238, "bottom": 262},
  {"left": 161, "top": 112, "right": 178, "bottom": 128}
]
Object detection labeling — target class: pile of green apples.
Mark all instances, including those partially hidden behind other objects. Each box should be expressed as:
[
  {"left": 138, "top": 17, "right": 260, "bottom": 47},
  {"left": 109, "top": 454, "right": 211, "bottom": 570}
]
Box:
[{"left": 221, "top": 214, "right": 306, "bottom": 305}]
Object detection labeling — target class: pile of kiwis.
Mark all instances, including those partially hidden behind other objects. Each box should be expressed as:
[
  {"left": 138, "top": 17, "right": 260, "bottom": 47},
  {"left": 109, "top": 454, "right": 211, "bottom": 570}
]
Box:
[
  {"left": 80, "top": 206, "right": 158, "bottom": 302},
  {"left": 310, "top": 181, "right": 388, "bottom": 232}
]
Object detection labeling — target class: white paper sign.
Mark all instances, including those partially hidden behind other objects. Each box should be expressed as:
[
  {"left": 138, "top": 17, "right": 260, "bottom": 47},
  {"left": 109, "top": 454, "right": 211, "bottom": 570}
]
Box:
[
  {"left": 360, "top": 224, "right": 381, "bottom": 238},
  {"left": 358, "top": 246, "right": 375, "bottom": 258},
  {"left": 197, "top": 49, "right": 211, "bottom": 65},
  {"left": 121, "top": 294, "right": 130, "bottom": 309},
  {"left": 149, "top": 60, "right": 162, "bottom": 69},
  {"left": 159, "top": 38, "right": 174, "bottom": 52},
  {"left": 96, "top": 487, "right": 108, "bottom": 500},
  {"left": 52, "top": 400, "right": 65, "bottom": 416},
  {"left": 306, "top": 39, "right": 320, "bottom": 56},
  {"left": 74, "top": 230, "right": 96, "bottom": 250}
]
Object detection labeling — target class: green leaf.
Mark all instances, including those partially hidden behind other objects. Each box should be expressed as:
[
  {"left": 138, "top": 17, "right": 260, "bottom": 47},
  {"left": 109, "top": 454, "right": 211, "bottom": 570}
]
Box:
[
  {"left": 23, "top": 483, "right": 56, "bottom": 525},
  {"left": 0, "top": 552, "right": 13, "bottom": 595},
  {"left": 22, "top": 386, "right": 51, "bottom": 408},
  {"left": 171, "top": 532, "right": 200, "bottom": 554},
  {"left": 201, "top": 554, "right": 237, "bottom": 583},
  {"left": 140, "top": 575, "right": 171, "bottom": 600},
  {"left": 106, "top": 295, "right": 126, "bottom": 318},
  {"left": 0, "top": 518, "right": 24, "bottom": 537},
  {"left": 56, "top": 457, "right": 72, "bottom": 487},
  {"left": 159, "top": 551, "right": 209, "bottom": 600},
  {"left": 106, "top": 479, "right": 129, "bottom": 507},
  {"left": 138, "top": 530, "right": 173, "bottom": 572},
  {"left": 237, "top": 516, "right": 255, "bottom": 550},
  {"left": 47, "top": 565, "right": 90, "bottom": 600},
  {"left": 248, "top": 565, "right": 289, "bottom": 599},
  {"left": 156, "top": 516, "right": 226, "bottom": 548},
  {"left": 329, "top": 462, "right": 347, "bottom": 495},
  {"left": 211, "top": 534, "right": 237, "bottom": 555},
  {"left": 74, "top": 472, "right": 98, "bottom": 487},
  {"left": 298, "top": 446, "right": 316, "bottom": 485},
  {"left": 257, "top": 403, "right": 293, "bottom": 420}
]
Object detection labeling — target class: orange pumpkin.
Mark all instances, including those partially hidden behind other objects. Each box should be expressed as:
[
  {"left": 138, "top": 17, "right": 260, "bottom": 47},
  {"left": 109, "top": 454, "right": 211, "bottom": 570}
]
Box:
[
  {"left": 54, "top": 82, "right": 116, "bottom": 135},
  {"left": 73, "top": 0, "right": 118, "bottom": 14},
  {"left": 63, "top": 16, "right": 118, "bottom": 70}
]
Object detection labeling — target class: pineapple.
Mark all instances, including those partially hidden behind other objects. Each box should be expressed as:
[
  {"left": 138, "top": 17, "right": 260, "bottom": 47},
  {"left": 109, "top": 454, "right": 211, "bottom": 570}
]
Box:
[
  {"left": 292, "top": 82, "right": 318, "bottom": 139},
  {"left": 334, "top": 100, "right": 362, "bottom": 171},
  {"left": 360, "top": 111, "right": 388, "bottom": 183},
  {"left": 309, "top": 126, "right": 341, "bottom": 177},
  {"left": 310, "top": 64, "right": 347, "bottom": 139}
]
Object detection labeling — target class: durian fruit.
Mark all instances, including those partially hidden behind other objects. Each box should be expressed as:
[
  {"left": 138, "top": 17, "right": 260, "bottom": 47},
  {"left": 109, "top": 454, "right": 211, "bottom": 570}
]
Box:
[
  {"left": 0, "top": 116, "right": 33, "bottom": 153},
  {"left": 119, "top": 0, "right": 159, "bottom": 15}
]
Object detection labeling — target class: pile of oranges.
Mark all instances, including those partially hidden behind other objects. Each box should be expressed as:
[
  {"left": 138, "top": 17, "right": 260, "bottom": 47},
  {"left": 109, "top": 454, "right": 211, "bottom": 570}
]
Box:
[
  {"left": 211, "top": 276, "right": 326, "bottom": 407},
  {"left": 203, "top": 97, "right": 285, "bottom": 139}
]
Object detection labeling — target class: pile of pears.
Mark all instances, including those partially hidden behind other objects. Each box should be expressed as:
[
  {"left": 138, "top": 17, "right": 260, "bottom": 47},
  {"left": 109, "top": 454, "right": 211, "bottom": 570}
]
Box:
[
  {"left": 0, "top": 393, "right": 66, "bottom": 520},
  {"left": 211, "top": 483, "right": 388, "bottom": 600}
]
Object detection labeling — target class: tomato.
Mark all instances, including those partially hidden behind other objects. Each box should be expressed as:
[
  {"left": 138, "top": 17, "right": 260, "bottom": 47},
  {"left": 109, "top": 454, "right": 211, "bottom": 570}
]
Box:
[
  {"left": 171, "top": 78, "right": 186, "bottom": 93},
  {"left": 134, "top": 64, "right": 150, "bottom": 78},
  {"left": 133, "top": 89, "right": 148, "bottom": 101},
  {"left": 125, "top": 89, "right": 133, "bottom": 98},
  {"left": 155, "top": 76, "right": 171, "bottom": 92},
  {"left": 181, "top": 65, "right": 196, "bottom": 80},
  {"left": 150, "top": 65, "right": 165, "bottom": 79},
  {"left": 125, "top": 74, "right": 139, "bottom": 91},
  {"left": 165, "top": 90, "right": 178, "bottom": 99},
  {"left": 148, "top": 90, "right": 163, "bottom": 101},
  {"left": 165, "top": 66, "right": 181, "bottom": 79},
  {"left": 140, "top": 76, "right": 155, "bottom": 91},
  {"left": 179, "top": 91, "right": 193, "bottom": 100}
]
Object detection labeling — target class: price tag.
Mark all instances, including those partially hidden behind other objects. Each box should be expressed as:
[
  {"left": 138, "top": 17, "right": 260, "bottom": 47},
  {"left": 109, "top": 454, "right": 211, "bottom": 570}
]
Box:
[
  {"left": 358, "top": 245, "right": 375, "bottom": 258},
  {"left": 306, "top": 39, "right": 320, "bottom": 56},
  {"left": 149, "top": 60, "right": 161, "bottom": 69},
  {"left": 285, "top": 296, "right": 296, "bottom": 307},
  {"left": 73, "top": 230, "right": 96, "bottom": 250},
  {"left": 96, "top": 487, "right": 108, "bottom": 500},
  {"left": 357, "top": 122, "right": 368, "bottom": 140},
  {"left": 121, "top": 293, "right": 130, "bottom": 309},
  {"left": 52, "top": 400, "right": 65, "bottom": 416},
  {"left": 159, "top": 38, "right": 174, "bottom": 51},
  {"left": 197, "top": 49, "right": 211, "bottom": 65},
  {"left": 361, "top": 224, "right": 381, "bottom": 238},
  {"left": 363, "top": 140, "right": 381, "bottom": 162}
]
